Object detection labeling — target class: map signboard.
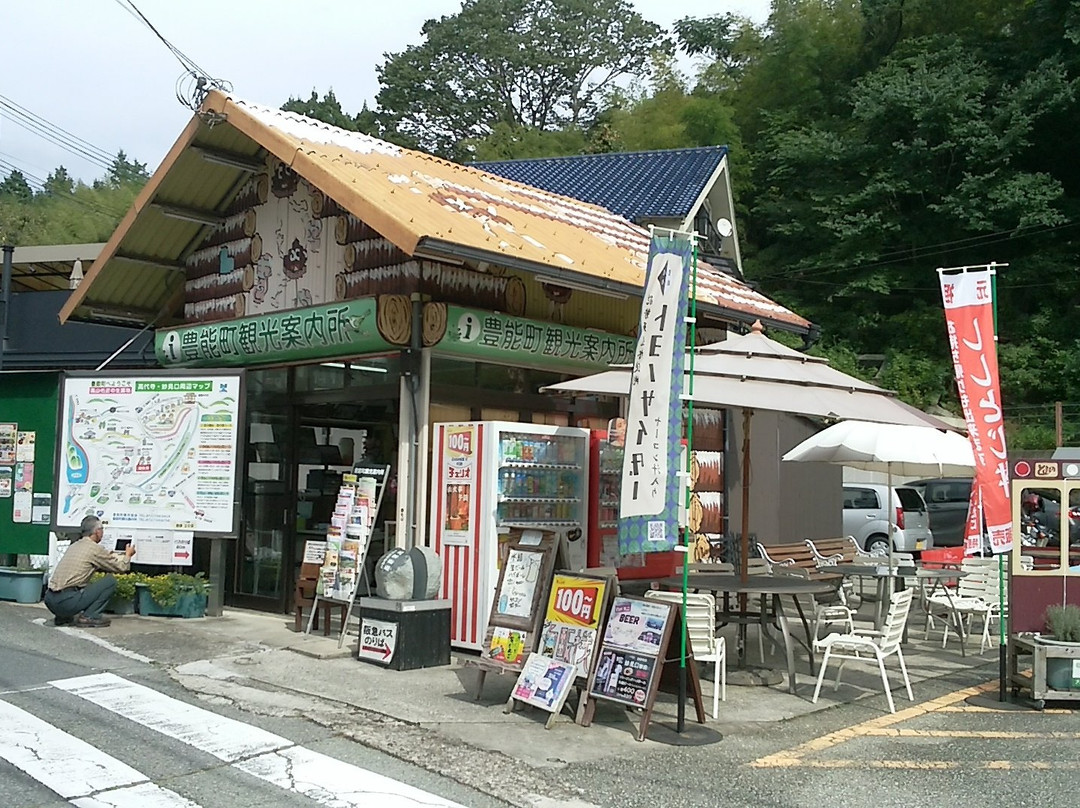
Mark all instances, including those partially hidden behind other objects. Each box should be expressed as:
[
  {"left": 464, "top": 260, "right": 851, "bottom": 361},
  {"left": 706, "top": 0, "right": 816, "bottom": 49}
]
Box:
[{"left": 54, "top": 372, "right": 243, "bottom": 534}]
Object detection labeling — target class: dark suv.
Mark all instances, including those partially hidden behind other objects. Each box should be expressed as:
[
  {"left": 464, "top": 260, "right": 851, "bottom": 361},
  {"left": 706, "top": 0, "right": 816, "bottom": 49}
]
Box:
[{"left": 907, "top": 478, "right": 974, "bottom": 547}]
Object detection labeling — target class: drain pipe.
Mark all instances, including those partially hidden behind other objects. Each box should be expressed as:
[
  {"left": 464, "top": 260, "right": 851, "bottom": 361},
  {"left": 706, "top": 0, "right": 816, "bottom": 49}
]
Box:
[
  {"left": 0, "top": 245, "right": 13, "bottom": 371},
  {"left": 402, "top": 291, "right": 424, "bottom": 550}
]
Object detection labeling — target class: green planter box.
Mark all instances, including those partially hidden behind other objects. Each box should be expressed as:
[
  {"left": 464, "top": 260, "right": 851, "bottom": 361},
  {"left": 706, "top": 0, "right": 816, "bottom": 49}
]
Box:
[
  {"left": 0, "top": 569, "right": 44, "bottom": 603},
  {"left": 105, "top": 598, "right": 136, "bottom": 615},
  {"left": 135, "top": 585, "right": 208, "bottom": 618}
]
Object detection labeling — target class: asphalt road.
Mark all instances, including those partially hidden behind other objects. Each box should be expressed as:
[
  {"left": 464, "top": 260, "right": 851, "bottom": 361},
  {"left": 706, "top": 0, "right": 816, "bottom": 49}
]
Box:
[
  {"left": 2, "top": 606, "right": 1077, "bottom": 808},
  {"left": 0, "top": 610, "right": 505, "bottom": 808}
]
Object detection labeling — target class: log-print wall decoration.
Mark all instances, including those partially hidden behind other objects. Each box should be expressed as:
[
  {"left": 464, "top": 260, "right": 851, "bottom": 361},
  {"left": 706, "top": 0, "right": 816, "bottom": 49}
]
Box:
[
  {"left": 224, "top": 174, "right": 269, "bottom": 216},
  {"left": 375, "top": 294, "right": 412, "bottom": 345},
  {"left": 186, "top": 267, "right": 256, "bottom": 304},
  {"left": 420, "top": 264, "right": 526, "bottom": 315},
  {"left": 311, "top": 192, "right": 347, "bottom": 220},
  {"left": 199, "top": 210, "right": 257, "bottom": 250},
  {"left": 185, "top": 294, "right": 246, "bottom": 323},
  {"left": 422, "top": 302, "right": 448, "bottom": 347},
  {"left": 335, "top": 262, "right": 422, "bottom": 300},
  {"left": 187, "top": 234, "right": 264, "bottom": 281},
  {"left": 335, "top": 214, "right": 379, "bottom": 245},
  {"left": 344, "top": 239, "right": 410, "bottom": 271}
]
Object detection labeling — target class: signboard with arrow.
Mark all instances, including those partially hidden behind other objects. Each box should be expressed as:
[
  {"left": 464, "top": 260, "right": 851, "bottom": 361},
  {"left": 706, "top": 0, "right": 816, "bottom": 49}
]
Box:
[{"left": 358, "top": 618, "right": 398, "bottom": 665}]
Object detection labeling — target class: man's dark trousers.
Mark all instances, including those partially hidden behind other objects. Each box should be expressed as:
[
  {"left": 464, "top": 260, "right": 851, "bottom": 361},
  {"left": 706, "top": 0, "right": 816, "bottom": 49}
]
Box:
[{"left": 44, "top": 575, "right": 116, "bottom": 620}]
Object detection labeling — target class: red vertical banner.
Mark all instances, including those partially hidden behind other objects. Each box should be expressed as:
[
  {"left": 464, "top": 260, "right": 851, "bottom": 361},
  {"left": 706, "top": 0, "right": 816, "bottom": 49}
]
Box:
[
  {"left": 963, "top": 482, "right": 984, "bottom": 555},
  {"left": 939, "top": 267, "right": 1012, "bottom": 553}
]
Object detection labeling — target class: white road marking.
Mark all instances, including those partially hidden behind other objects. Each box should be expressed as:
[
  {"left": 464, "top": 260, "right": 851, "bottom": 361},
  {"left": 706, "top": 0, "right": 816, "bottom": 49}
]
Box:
[
  {"left": 50, "top": 672, "right": 289, "bottom": 762},
  {"left": 53, "top": 672, "right": 465, "bottom": 807},
  {"left": 0, "top": 699, "right": 200, "bottom": 806},
  {"left": 236, "top": 746, "right": 466, "bottom": 808},
  {"left": 32, "top": 617, "right": 154, "bottom": 664}
]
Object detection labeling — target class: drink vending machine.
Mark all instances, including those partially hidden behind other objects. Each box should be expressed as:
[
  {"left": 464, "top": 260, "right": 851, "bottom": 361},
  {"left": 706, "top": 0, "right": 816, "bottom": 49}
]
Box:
[
  {"left": 430, "top": 421, "right": 590, "bottom": 650},
  {"left": 586, "top": 426, "right": 679, "bottom": 580}
]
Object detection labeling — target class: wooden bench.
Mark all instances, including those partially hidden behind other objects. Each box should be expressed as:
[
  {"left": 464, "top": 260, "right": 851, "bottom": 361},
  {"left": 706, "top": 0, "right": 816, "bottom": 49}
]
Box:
[
  {"left": 805, "top": 537, "right": 867, "bottom": 566},
  {"left": 755, "top": 541, "right": 829, "bottom": 578}
]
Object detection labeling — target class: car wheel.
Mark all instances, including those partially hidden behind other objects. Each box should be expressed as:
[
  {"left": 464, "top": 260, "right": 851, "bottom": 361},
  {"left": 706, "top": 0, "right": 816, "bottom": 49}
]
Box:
[{"left": 866, "top": 535, "right": 890, "bottom": 556}]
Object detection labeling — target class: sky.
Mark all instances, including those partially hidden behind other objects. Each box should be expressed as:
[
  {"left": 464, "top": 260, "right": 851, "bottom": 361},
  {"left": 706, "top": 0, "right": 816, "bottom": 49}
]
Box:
[{"left": 3, "top": 0, "right": 771, "bottom": 186}]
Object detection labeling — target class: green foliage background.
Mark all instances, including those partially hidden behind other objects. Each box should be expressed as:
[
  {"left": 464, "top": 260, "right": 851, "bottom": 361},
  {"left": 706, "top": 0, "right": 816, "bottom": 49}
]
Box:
[{"left": 8, "top": 0, "right": 1080, "bottom": 449}]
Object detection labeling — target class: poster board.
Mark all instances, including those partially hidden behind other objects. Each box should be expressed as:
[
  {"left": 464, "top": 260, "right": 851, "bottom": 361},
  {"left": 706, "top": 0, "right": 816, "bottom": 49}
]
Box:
[
  {"left": 582, "top": 596, "right": 706, "bottom": 741},
  {"left": 471, "top": 530, "right": 561, "bottom": 695},
  {"left": 539, "top": 572, "right": 612, "bottom": 681},
  {"left": 505, "top": 653, "right": 578, "bottom": 729},
  {"left": 53, "top": 371, "right": 244, "bottom": 535}
]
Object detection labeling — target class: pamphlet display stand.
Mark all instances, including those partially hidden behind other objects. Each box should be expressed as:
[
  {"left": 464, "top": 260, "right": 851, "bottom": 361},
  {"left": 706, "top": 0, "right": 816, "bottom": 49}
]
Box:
[{"left": 305, "top": 463, "right": 390, "bottom": 648}]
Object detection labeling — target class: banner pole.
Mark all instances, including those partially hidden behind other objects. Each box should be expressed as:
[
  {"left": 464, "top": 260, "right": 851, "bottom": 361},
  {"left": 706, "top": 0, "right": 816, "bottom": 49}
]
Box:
[
  {"left": 677, "top": 234, "right": 699, "bottom": 734},
  {"left": 990, "top": 263, "right": 1008, "bottom": 702}
]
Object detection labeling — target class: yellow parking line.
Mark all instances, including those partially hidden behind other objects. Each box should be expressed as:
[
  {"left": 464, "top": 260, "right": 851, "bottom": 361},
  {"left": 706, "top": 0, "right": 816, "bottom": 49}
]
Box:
[
  {"left": 781, "top": 760, "right": 1080, "bottom": 770},
  {"left": 750, "top": 681, "right": 996, "bottom": 768},
  {"left": 938, "top": 705, "right": 1074, "bottom": 714},
  {"left": 862, "top": 728, "right": 1080, "bottom": 739}
]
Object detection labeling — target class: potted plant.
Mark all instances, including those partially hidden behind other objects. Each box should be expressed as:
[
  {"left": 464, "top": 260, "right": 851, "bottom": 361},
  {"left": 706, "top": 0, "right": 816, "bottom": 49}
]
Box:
[
  {"left": 136, "top": 572, "right": 210, "bottom": 618},
  {"left": 1040, "top": 603, "right": 1080, "bottom": 691},
  {"left": 93, "top": 572, "right": 144, "bottom": 615},
  {"left": 0, "top": 556, "right": 46, "bottom": 604}
]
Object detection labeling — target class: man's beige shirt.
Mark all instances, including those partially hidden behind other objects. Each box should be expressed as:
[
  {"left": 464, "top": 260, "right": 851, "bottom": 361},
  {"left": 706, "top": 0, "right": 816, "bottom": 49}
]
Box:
[{"left": 48, "top": 538, "right": 131, "bottom": 591}]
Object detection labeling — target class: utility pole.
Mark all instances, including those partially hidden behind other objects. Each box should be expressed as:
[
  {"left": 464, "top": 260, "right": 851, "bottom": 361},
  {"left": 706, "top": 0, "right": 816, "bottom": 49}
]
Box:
[
  {"left": 1055, "top": 401, "right": 1063, "bottom": 448},
  {"left": 0, "top": 244, "right": 14, "bottom": 371}
]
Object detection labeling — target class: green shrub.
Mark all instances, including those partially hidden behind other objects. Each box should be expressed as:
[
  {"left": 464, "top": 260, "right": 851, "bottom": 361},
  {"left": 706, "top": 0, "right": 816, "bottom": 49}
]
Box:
[
  {"left": 1045, "top": 604, "right": 1080, "bottom": 643},
  {"left": 90, "top": 571, "right": 146, "bottom": 601},
  {"left": 142, "top": 572, "right": 210, "bottom": 608}
]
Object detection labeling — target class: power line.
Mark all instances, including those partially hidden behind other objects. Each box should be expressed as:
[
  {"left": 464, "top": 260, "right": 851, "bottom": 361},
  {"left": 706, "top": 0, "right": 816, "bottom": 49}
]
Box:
[
  {"left": 110, "top": 0, "right": 231, "bottom": 111},
  {"left": 0, "top": 96, "right": 114, "bottom": 170}
]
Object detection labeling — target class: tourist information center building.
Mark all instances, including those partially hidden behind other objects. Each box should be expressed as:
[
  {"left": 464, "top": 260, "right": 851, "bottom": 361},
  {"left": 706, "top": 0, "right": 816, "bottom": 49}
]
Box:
[{"left": 61, "top": 91, "right": 809, "bottom": 613}]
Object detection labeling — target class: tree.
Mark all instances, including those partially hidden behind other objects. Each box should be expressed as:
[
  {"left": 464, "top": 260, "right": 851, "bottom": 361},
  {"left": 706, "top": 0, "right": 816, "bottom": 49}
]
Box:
[
  {"left": 43, "top": 166, "right": 74, "bottom": 196},
  {"left": 282, "top": 89, "right": 360, "bottom": 132},
  {"left": 0, "top": 170, "right": 33, "bottom": 201},
  {"left": 101, "top": 151, "right": 148, "bottom": 189},
  {"left": 376, "top": 0, "right": 664, "bottom": 157}
]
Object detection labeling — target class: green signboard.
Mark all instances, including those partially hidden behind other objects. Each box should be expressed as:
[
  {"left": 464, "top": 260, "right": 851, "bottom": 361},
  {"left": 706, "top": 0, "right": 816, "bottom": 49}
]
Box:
[
  {"left": 437, "top": 306, "right": 635, "bottom": 371},
  {"left": 155, "top": 298, "right": 391, "bottom": 367}
]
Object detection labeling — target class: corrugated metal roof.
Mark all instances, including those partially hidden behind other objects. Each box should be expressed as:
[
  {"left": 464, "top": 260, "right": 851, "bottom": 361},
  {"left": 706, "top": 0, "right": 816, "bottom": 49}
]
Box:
[
  {"left": 473, "top": 147, "right": 728, "bottom": 221},
  {"left": 62, "top": 92, "right": 809, "bottom": 333}
]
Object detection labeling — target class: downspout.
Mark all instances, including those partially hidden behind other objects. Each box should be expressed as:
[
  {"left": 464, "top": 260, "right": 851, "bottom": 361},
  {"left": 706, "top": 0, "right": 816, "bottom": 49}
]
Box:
[
  {"left": 0, "top": 244, "right": 13, "bottom": 370},
  {"left": 403, "top": 291, "right": 423, "bottom": 549}
]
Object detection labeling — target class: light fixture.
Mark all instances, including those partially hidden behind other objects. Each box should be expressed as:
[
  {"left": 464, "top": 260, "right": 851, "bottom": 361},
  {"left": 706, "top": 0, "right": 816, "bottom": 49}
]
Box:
[
  {"left": 154, "top": 204, "right": 225, "bottom": 227},
  {"left": 69, "top": 258, "right": 83, "bottom": 290},
  {"left": 320, "top": 361, "right": 388, "bottom": 374},
  {"left": 533, "top": 275, "right": 629, "bottom": 301},
  {"left": 195, "top": 147, "right": 263, "bottom": 172}
]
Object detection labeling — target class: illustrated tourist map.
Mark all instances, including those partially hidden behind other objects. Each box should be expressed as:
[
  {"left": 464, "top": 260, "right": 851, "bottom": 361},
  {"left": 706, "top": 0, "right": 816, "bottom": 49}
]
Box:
[{"left": 56, "top": 375, "right": 242, "bottom": 533}]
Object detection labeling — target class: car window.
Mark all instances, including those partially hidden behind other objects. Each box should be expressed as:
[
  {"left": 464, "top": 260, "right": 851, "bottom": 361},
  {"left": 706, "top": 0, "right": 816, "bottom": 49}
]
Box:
[
  {"left": 896, "top": 488, "right": 925, "bottom": 510},
  {"left": 844, "top": 488, "right": 878, "bottom": 509}
]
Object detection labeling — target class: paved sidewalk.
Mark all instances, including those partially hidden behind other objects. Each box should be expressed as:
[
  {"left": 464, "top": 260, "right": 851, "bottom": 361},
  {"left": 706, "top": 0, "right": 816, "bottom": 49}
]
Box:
[{"left": 11, "top": 596, "right": 999, "bottom": 762}]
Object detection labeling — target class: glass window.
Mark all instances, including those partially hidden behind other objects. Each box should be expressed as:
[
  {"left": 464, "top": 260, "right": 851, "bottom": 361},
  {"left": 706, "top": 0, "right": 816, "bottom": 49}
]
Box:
[{"left": 294, "top": 354, "right": 400, "bottom": 392}]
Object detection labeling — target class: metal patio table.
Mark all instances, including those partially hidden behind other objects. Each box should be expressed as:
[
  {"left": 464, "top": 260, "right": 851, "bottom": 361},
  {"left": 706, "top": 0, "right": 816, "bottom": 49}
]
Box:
[{"left": 659, "top": 573, "right": 837, "bottom": 695}]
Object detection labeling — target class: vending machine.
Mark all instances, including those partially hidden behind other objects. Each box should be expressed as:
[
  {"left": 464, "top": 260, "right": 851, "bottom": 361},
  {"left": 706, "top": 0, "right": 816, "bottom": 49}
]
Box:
[
  {"left": 430, "top": 421, "right": 590, "bottom": 650},
  {"left": 586, "top": 427, "right": 680, "bottom": 581}
]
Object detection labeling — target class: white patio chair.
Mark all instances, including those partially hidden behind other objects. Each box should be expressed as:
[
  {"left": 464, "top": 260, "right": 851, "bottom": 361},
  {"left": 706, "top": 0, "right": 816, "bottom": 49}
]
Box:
[
  {"left": 925, "top": 557, "right": 997, "bottom": 652},
  {"left": 770, "top": 565, "right": 856, "bottom": 641},
  {"left": 644, "top": 590, "right": 726, "bottom": 718},
  {"left": 812, "top": 588, "right": 914, "bottom": 714}
]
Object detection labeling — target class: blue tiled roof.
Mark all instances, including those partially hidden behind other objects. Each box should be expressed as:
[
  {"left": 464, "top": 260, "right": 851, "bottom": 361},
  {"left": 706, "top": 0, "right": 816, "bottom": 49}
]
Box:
[{"left": 473, "top": 146, "right": 728, "bottom": 222}]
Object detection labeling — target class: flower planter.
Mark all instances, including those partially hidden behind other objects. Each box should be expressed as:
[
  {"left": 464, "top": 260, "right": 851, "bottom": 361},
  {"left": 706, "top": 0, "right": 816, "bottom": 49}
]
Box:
[
  {"left": 135, "top": 584, "right": 207, "bottom": 618},
  {"left": 105, "top": 597, "right": 136, "bottom": 615},
  {"left": 0, "top": 569, "right": 45, "bottom": 603}
]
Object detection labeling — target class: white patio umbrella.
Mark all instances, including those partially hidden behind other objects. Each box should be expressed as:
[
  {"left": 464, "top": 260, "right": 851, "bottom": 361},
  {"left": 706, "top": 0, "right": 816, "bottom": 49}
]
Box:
[{"left": 781, "top": 420, "right": 976, "bottom": 565}]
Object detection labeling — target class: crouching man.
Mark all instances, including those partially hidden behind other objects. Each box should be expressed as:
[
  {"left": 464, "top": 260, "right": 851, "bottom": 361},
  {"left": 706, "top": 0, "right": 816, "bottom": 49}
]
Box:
[{"left": 45, "top": 515, "right": 136, "bottom": 628}]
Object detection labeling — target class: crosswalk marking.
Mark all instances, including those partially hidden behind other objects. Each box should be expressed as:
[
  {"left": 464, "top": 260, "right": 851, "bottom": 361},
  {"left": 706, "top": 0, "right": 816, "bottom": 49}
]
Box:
[
  {"left": 50, "top": 672, "right": 290, "bottom": 762},
  {"left": 0, "top": 699, "right": 200, "bottom": 807},
  {"left": 51, "top": 672, "right": 465, "bottom": 808}
]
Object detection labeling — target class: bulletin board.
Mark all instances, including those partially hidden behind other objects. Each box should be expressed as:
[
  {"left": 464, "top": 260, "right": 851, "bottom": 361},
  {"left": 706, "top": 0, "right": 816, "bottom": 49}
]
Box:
[
  {"left": 0, "top": 372, "right": 59, "bottom": 554},
  {"left": 478, "top": 530, "right": 560, "bottom": 674}
]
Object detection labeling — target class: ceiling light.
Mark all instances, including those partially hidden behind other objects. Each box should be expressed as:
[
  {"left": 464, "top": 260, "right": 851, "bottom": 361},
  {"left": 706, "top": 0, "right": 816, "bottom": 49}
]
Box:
[{"left": 320, "top": 362, "right": 388, "bottom": 374}]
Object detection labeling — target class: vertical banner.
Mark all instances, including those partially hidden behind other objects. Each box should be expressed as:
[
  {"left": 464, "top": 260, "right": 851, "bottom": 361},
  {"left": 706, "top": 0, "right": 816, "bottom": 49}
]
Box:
[
  {"left": 963, "top": 483, "right": 984, "bottom": 555},
  {"left": 619, "top": 232, "right": 693, "bottom": 554},
  {"left": 939, "top": 267, "right": 1012, "bottom": 553},
  {"left": 441, "top": 424, "right": 477, "bottom": 547}
]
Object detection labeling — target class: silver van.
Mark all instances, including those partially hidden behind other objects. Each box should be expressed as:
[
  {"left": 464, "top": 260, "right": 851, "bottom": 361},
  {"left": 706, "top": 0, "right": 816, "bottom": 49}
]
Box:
[{"left": 842, "top": 484, "right": 934, "bottom": 554}]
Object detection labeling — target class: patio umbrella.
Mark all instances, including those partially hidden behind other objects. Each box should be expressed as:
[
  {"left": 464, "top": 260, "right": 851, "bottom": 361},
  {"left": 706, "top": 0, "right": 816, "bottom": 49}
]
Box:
[
  {"left": 781, "top": 420, "right": 976, "bottom": 566},
  {"left": 542, "top": 322, "right": 952, "bottom": 579}
]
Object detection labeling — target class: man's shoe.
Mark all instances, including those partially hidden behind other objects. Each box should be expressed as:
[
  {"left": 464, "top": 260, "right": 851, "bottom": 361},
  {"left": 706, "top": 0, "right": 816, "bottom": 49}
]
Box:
[
  {"left": 75, "top": 615, "right": 111, "bottom": 628},
  {"left": 53, "top": 615, "right": 74, "bottom": 627}
]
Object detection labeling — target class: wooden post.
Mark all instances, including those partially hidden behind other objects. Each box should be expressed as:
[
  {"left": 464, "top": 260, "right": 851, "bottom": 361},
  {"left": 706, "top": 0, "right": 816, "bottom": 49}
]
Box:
[{"left": 1056, "top": 401, "right": 1063, "bottom": 448}]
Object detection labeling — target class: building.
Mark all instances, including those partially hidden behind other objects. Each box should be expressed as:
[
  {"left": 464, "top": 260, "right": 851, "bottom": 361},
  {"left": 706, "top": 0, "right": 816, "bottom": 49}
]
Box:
[{"left": 60, "top": 91, "right": 811, "bottom": 612}]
